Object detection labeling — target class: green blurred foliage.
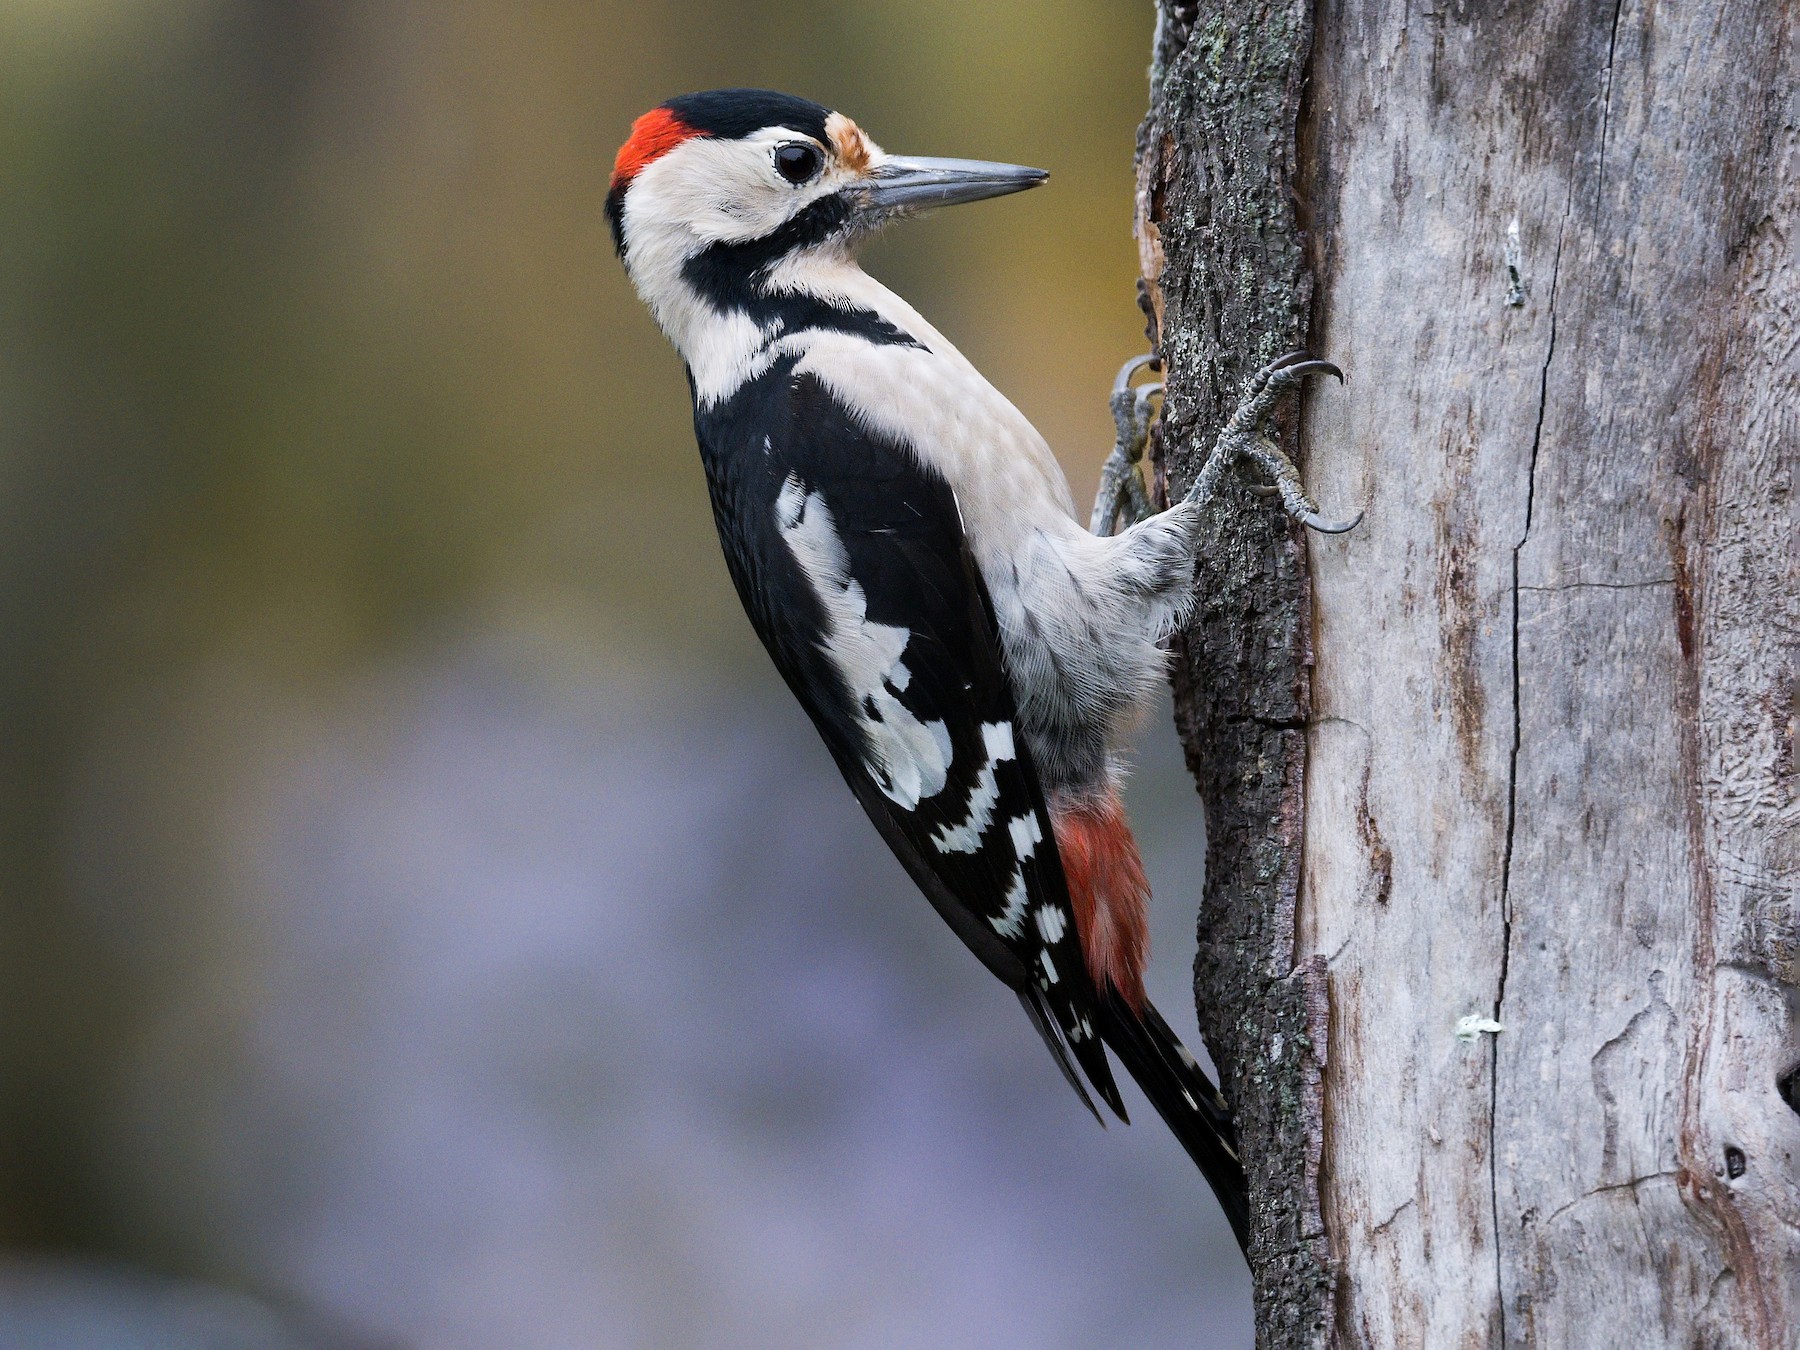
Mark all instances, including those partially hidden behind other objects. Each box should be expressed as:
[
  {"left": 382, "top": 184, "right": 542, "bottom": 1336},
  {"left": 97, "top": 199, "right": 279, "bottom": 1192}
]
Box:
[{"left": 0, "top": 0, "right": 1153, "bottom": 1261}]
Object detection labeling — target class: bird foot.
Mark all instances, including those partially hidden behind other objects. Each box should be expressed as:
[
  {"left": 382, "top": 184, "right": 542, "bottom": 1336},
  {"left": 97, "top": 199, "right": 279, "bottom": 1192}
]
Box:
[
  {"left": 1183, "top": 350, "right": 1362, "bottom": 534},
  {"left": 1090, "top": 354, "right": 1162, "bottom": 537}
]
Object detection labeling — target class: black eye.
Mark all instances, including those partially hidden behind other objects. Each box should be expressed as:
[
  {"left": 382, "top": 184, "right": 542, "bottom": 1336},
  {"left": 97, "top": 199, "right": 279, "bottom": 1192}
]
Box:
[{"left": 774, "top": 142, "right": 823, "bottom": 185}]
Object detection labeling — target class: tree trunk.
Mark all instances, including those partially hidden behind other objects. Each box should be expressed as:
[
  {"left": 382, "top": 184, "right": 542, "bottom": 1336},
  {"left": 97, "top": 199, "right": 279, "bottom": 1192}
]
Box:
[{"left": 1141, "top": 3, "right": 1800, "bottom": 1346}]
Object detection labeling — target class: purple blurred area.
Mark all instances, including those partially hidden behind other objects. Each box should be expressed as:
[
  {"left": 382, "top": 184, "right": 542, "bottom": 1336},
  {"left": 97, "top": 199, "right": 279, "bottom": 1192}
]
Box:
[{"left": 0, "top": 2, "right": 1250, "bottom": 1344}]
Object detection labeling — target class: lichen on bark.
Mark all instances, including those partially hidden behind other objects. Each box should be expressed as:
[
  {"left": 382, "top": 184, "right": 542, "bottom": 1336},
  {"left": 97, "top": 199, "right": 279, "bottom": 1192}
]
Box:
[{"left": 1136, "top": 2, "right": 1335, "bottom": 1344}]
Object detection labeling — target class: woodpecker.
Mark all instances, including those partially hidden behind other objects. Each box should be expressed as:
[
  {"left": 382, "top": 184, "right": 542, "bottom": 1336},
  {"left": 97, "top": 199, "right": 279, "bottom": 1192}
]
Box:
[{"left": 608, "top": 89, "right": 1356, "bottom": 1253}]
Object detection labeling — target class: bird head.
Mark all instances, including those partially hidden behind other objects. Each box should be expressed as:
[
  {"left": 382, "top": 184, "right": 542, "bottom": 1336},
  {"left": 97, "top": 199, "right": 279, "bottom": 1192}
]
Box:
[{"left": 607, "top": 89, "right": 1046, "bottom": 354}]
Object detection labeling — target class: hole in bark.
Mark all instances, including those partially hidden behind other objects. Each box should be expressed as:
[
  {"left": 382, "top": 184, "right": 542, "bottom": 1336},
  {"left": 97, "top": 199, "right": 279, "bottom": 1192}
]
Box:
[
  {"left": 1778, "top": 1063, "right": 1800, "bottom": 1117},
  {"left": 1724, "top": 1146, "right": 1746, "bottom": 1180}
]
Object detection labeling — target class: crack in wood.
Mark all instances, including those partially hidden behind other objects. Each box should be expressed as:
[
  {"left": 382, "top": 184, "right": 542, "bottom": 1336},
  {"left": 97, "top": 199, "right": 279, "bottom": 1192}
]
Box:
[
  {"left": 1537, "top": 1171, "right": 1685, "bottom": 1230},
  {"left": 1491, "top": 185, "right": 1571, "bottom": 1348},
  {"left": 1517, "top": 577, "right": 1676, "bottom": 593}
]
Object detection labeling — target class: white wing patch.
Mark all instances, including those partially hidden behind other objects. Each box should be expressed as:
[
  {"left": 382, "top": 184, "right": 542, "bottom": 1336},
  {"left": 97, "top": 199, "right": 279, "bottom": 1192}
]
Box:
[
  {"left": 775, "top": 475, "right": 951, "bottom": 808},
  {"left": 931, "top": 721, "right": 1015, "bottom": 853}
]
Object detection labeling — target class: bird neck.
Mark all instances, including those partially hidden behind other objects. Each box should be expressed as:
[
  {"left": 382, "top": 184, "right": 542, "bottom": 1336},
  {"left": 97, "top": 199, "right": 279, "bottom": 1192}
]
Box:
[{"left": 632, "top": 238, "right": 946, "bottom": 406}]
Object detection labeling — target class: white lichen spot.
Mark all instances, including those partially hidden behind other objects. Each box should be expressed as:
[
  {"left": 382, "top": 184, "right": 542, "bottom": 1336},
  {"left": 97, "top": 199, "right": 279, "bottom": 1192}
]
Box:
[
  {"left": 1454, "top": 1014, "right": 1505, "bottom": 1044},
  {"left": 1504, "top": 217, "right": 1526, "bottom": 307}
]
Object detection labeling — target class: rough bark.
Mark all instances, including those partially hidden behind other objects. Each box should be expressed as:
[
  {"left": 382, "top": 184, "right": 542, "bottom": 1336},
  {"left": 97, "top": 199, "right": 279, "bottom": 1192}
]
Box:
[
  {"left": 1138, "top": 2, "right": 1334, "bottom": 1341},
  {"left": 1143, "top": 2, "right": 1800, "bottom": 1346}
]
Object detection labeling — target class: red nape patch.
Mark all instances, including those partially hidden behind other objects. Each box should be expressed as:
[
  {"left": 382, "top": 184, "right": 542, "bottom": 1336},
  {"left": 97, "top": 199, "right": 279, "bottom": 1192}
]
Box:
[
  {"left": 611, "top": 106, "right": 698, "bottom": 191},
  {"left": 1052, "top": 790, "right": 1151, "bottom": 1011}
]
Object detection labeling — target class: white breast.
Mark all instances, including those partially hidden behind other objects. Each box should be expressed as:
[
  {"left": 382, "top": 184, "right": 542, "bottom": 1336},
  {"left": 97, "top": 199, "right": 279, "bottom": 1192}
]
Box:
[{"left": 781, "top": 264, "right": 1081, "bottom": 561}]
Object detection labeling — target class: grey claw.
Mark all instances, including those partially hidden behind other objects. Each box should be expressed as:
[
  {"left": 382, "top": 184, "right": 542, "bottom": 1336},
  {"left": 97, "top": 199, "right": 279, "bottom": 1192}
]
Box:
[
  {"left": 1268, "top": 349, "right": 1314, "bottom": 371},
  {"left": 1278, "top": 358, "right": 1345, "bottom": 384},
  {"left": 1112, "top": 353, "right": 1159, "bottom": 397},
  {"left": 1298, "top": 507, "right": 1364, "bottom": 535}
]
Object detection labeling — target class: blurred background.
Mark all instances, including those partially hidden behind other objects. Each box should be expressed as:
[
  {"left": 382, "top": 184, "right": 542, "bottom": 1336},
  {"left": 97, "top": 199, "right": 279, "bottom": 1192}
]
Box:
[{"left": 0, "top": 1, "right": 1251, "bottom": 1345}]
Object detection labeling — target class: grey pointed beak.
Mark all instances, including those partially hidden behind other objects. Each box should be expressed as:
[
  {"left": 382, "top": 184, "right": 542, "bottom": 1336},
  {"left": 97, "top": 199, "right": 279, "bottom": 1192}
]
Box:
[{"left": 858, "top": 156, "right": 1048, "bottom": 214}]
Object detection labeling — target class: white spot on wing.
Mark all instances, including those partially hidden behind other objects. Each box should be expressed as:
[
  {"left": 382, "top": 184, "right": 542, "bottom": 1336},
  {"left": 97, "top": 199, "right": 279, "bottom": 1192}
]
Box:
[
  {"left": 776, "top": 475, "right": 950, "bottom": 808},
  {"left": 1039, "top": 950, "right": 1059, "bottom": 984},
  {"left": 1034, "top": 904, "right": 1066, "bottom": 944},
  {"left": 988, "top": 811, "right": 1047, "bottom": 941},
  {"left": 990, "top": 866, "right": 1029, "bottom": 939},
  {"left": 931, "top": 722, "right": 1015, "bottom": 853}
]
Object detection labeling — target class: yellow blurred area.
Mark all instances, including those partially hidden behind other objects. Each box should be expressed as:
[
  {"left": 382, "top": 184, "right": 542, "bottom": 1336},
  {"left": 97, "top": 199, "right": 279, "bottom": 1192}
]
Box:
[{"left": 2, "top": 0, "right": 1148, "bottom": 678}]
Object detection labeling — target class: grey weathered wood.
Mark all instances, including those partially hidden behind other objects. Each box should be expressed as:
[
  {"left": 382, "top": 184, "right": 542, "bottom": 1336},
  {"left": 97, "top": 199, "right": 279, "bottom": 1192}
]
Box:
[{"left": 1143, "top": 1, "right": 1800, "bottom": 1345}]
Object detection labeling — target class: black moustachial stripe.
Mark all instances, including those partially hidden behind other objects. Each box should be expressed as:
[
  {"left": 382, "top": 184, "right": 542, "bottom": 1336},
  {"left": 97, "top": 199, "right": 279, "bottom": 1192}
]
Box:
[{"left": 681, "top": 197, "right": 924, "bottom": 352}]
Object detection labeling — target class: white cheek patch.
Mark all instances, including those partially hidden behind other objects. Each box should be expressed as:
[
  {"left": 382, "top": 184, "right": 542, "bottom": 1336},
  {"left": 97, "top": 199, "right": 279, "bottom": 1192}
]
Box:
[
  {"left": 775, "top": 475, "right": 951, "bottom": 808},
  {"left": 646, "top": 126, "right": 864, "bottom": 251},
  {"left": 650, "top": 132, "right": 818, "bottom": 244},
  {"left": 931, "top": 721, "right": 1015, "bottom": 853}
]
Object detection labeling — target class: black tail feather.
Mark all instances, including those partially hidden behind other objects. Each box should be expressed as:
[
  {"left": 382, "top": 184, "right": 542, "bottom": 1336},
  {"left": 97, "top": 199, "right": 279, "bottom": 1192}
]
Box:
[
  {"left": 1017, "top": 982, "right": 1130, "bottom": 1123},
  {"left": 1016, "top": 989, "right": 1105, "bottom": 1126},
  {"left": 1097, "top": 994, "right": 1250, "bottom": 1252}
]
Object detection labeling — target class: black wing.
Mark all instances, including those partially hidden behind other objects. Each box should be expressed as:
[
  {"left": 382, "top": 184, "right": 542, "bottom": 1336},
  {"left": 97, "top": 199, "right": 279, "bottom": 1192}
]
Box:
[{"left": 693, "top": 356, "right": 1125, "bottom": 1120}]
